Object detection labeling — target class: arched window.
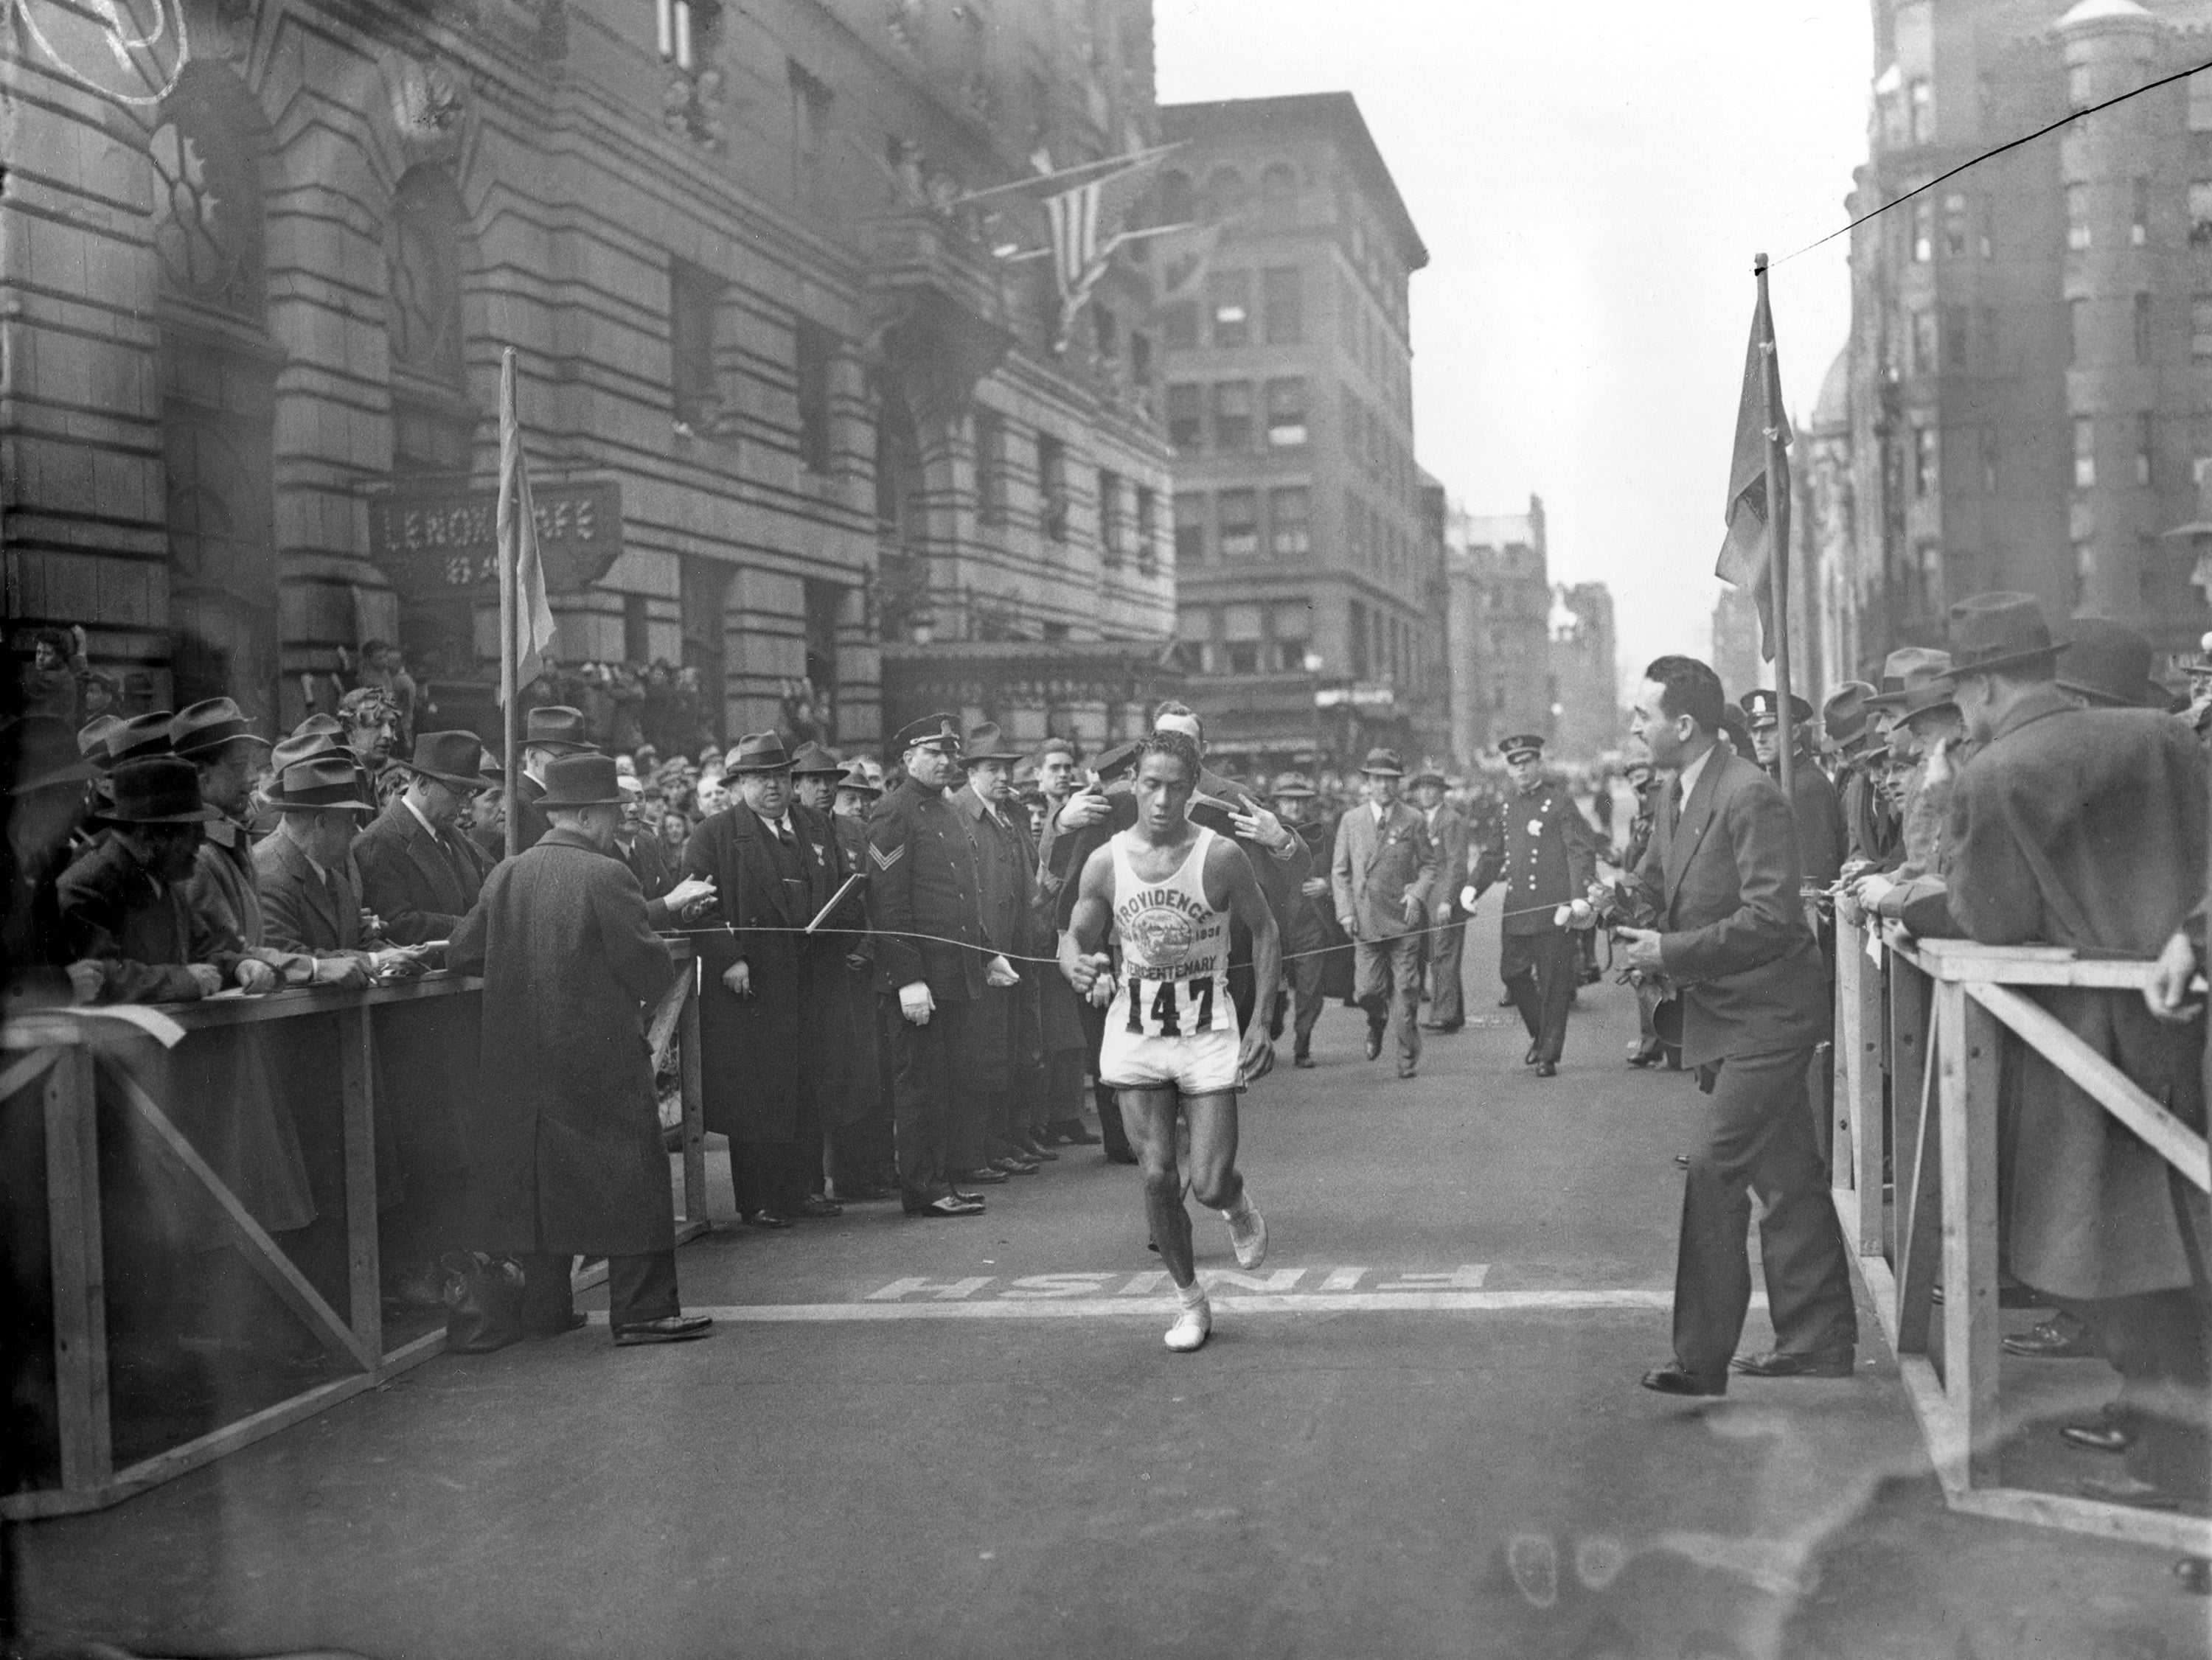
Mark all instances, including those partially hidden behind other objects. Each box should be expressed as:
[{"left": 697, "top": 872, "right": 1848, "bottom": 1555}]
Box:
[
  {"left": 1259, "top": 162, "right": 1298, "bottom": 215},
  {"left": 150, "top": 86, "right": 265, "bottom": 321},
  {"left": 1158, "top": 169, "right": 1196, "bottom": 224},
  {"left": 1202, "top": 165, "right": 1248, "bottom": 222},
  {"left": 386, "top": 166, "right": 474, "bottom": 472}
]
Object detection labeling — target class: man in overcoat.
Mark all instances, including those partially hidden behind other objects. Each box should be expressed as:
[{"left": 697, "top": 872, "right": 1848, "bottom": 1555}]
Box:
[
  {"left": 445, "top": 753, "right": 711, "bottom": 1346},
  {"left": 1267, "top": 773, "right": 1344, "bottom": 1068},
  {"left": 951, "top": 722, "right": 1048, "bottom": 1176},
  {"left": 1472, "top": 734, "right": 1598, "bottom": 1078},
  {"left": 511, "top": 705, "right": 597, "bottom": 854},
  {"left": 1941, "top": 593, "right": 2209, "bottom": 1506},
  {"left": 1410, "top": 764, "right": 1474, "bottom": 1033},
  {"left": 1610, "top": 656, "right": 1857, "bottom": 1396},
  {"left": 684, "top": 731, "right": 849, "bottom": 1227},
  {"left": 1332, "top": 747, "right": 1438, "bottom": 1081}
]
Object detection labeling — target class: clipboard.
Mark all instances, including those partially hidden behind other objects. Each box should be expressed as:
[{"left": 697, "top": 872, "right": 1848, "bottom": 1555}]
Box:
[{"left": 806, "top": 872, "right": 863, "bottom": 935}]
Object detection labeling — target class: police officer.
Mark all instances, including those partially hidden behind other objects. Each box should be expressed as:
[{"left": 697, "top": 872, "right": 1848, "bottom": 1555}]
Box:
[
  {"left": 866, "top": 713, "right": 1006, "bottom": 1218},
  {"left": 1472, "top": 733, "right": 1598, "bottom": 1078},
  {"left": 1740, "top": 688, "right": 1844, "bottom": 890}
]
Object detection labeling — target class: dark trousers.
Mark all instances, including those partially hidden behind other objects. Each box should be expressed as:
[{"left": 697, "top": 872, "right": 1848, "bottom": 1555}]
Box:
[
  {"left": 1076, "top": 994, "right": 1132, "bottom": 1159},
  {"left": 1043, "top": 1048, "right": 1088, "bottom": 1131},
  {"left": 1501, "top": 927, "right": 1577, "bottom": 1064},
  {"left": 518, "top": 1249, "right": 678, "bottom": 1332},
  {"left": 734, "top": 1071, "right": 823, "bottom": 1216},
  {"left": 888, "top": 996, "right": 984, "bottom": 1205},
  {"left": 1426, "top": 918, "right": 1467, "bottom": 1028},
  {"left": 1673, "top": 1045, "right": 1859, "bottom": 1384}
]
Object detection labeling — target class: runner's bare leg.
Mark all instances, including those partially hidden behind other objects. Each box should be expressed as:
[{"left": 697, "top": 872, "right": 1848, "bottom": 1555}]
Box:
[{"left": 1127, "top": 1089, "right": 1195, "bottom": 1286}]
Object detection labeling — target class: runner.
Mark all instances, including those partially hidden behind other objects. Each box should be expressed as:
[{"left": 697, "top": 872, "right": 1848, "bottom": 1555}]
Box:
[{"left": 1061, "top": 729, "right": 1280, "bottom": 1353}]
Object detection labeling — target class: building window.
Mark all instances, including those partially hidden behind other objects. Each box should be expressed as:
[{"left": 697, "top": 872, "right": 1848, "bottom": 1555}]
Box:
[
  {"left": 2132, "top": 178, "right": 2150, "bottom": 246},
  {"left": 1212, "top": 380, "right": 1254, "bottom": 451},
  {"left": 1943, "top": 192, "right": 1969, "bottom": 258},
  {"left": 1130, "top": 332, "right": 1153, "bottom": 389},
  {"left": 1273, "top": 601, "right": 1311, "bottom": 672},
  {"left": 1268, "top": 487, "right": 1310, "bottom": 559},
  {"left": 1099, "top": 469, "right": 1124, "bottom": 566},
  {"left": 2070, "top": 299, "right": 2088, "bottom": 366},
  {"left": 1911, "top": 309, "right": 1937, "bottom": 376},
  {"left": 2192, "top": 183, "right": 2212, "bottom": 245},
  {"left": 1913, "top": 423, "right": 1938, "bottom": 498},
  {"left": 1262, "top": 267, "right": 1304, "bottom": 344},
  {"left": 1265, "top": 377, "right": 1308, "bottom": 447},
  {"left": 1209, "top": 271, "right": 1251, "bottom": 347},
  {"left": 1136, "top": 486, "right": 1156, "bottom": 574},
  {"left": 1174, "top": 491, "right": 1206, "bottom": 564},
  {"left": 1912, "top": 199, "right": 1933, "bottom": 262},
  {"left": 1944, "top": 304, "right": 1968, "bottom": 369},
  {"left": 2137, "top": 413, "right": 2154, "bottom": 487},
  {"left": 2073, "top": 539, "right": 2096, "bottom": 607},
  {"left": 2135, "top": 292, "right": 2152, "bottom": 363},
  {"left": 1348, "top": 599, "right": 1369, "bottom": 679},
  {"left": 1259, "top": 162, "right": 1298, "bottom": 216},
  {"left": 2073, "top": 416, "right": 2096, "bottom": 489},
  {"left": 795, "top": 318, "right": 833, "bottom": 472},
  {"left": 975, "top": 409, "right": 1008, "bottom": 524},
  {"left": 787, "top": 60, "right": 833, "bottom": 205},
  {"left": 2067, "top": 183, "right": 2092, "bottom": 251},
  {"left": 1162, "top": 302, "right": 1198, "bottom": 350},
  {"left": 1166, "top": 383, "right": 1203, "bottom": 451},
  {"left": 1201, "top": 165, "right": 1249, "bottom": 222},
  {"left": 1217, "top": 489, "right": 1258, "bottom": 559},
  {"left": 1038, "top": 433, "right": 1068, "bottom": 540},
  {"left": 1981, "top": 425, "right": 1998, "bottom": 495},
  {"left": 669, "top": 260, "right": 722, "bottom": 425},
  {"left": 1909, "top": 79, "right": 1933, "bottom": 144}
]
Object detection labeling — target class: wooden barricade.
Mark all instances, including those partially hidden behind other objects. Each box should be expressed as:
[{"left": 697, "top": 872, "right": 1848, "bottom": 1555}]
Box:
[
  {"left": 1, "top": 940, "right": 705, "bottom": 1520},
  {"left": 1831, "top": 915, "right": 2212, "bottom": 1553}
]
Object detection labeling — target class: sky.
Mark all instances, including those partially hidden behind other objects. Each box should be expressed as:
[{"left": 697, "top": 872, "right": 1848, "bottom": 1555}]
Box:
[{"left": 1151, "top": 0, "right": 1875, "bottom": 680}]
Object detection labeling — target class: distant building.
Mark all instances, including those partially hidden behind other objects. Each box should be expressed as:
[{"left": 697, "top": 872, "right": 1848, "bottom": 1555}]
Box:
[
  {"left": 1157, "top": 92, "right": 1439, "bottom": 770},
  {"left": 1447, "top": 495, "right": 1554, "bottom": 758},
  {"left": 1548, "top": 582, "right": 1619, "bottom": 760},
  {"left": 1829, "top": 0, "right": 2212, "bottom": 689},
  {"left": 1711, "top": 585, "right": 1765, "bottom": 704}
]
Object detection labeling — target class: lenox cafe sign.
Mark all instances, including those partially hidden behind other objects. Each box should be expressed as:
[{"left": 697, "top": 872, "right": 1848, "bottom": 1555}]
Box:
[{"left": 368, "top": 480, "right": 622, "bottom": 599}]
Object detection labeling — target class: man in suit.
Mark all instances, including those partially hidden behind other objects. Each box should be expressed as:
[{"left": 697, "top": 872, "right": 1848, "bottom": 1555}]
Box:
[
  {"left": 1474, "top": 733, "right": 1599, "bottom": 1078},
  {"left": 355, "top": 730, "right": 495, "bottom": 945},
  {"left": 1332, "top": 747, "right": 1437, "bottom": 1080},
  {"left": 1267, "top": 773, "right": 1344, "bottom": 1068},
  {"left": 511, "top": 705, "right": 597, "bottom": 853},
  {"left": 254, "top": 756, "right": 411, "bottom": 973},
  {"left": 1409, "top": 764, "right": 1474, "bottom": 1033},
  {"left": 1609, "top": 655, "right": 1857, "bottom": 1396},
  {"left": 446, "top": 753, "right": 712, "bottom": 1346}
]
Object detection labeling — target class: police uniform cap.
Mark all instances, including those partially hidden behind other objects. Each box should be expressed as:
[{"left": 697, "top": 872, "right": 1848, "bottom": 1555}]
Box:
[
  {"left": 1498, "top": 733, "right": 1544, "bottom": 763},
  {"left": 893, "top": 712, "right": 962, "bottom": 755}
]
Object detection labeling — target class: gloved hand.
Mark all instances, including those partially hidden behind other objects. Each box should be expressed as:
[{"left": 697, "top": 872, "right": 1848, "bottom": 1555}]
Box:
[{"left": 898, "top": 981, "right": 935, "bottom": 1025}]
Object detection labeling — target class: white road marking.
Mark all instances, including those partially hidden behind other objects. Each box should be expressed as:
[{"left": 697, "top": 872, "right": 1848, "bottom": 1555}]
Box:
[{"left": 588, "top": 1288, "right": 1685, "bottom": 1324}]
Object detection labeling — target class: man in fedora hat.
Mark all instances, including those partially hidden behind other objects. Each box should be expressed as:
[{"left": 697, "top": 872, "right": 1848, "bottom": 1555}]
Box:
[
  {"left": 254, "top": 758, "right": 404, "bottom": 979},
  {"left": 866, "top": 714, "right": 992, "bottom": 1217},
  {"left": 1332, "top": 746, "right": 1439, "bottom": 1079},
  {"left": 512, "top": 705, "right": 599, "bottom": 854},
  {"left": 950, "top": 721, "right": 1051, "bottom": 1178},
  {"left": 1822, "top": 682, "right": 1895, "bottom": 869},
  {"left": 1941, "top": 592, "right": 2211, "bottom": 1506},
  {"left": 355, "top": 731, "right": 503, "bottom": 948},
  {"left": 1408, "top": 762, "right": 1475, "bottom": 1033},
  {"left": 788, "top": 741, "right": 846, "bottom": 815},
  {"left": 170, "top": 699, "right": 291, "bottom": 969},
  {"left": 1843, "top": 674, "right": 1967, "bottom": 941},
  {"left": 685, "top": 731, "right": 854, "bottom": 1227},
  {"left": 447, "top": 753, "right": 712, "bottom": 1347},
  {"left": 1472, "top": 733, "right": 1598, "bottom": 1078}
]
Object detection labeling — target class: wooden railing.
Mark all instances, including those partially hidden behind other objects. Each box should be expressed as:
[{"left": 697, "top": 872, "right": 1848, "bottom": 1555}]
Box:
[
  {"left": 1831, "top": 915, "right": 2210, "bottom": 1552},
  {"left": 1, "top": 941, "right": 705, "bottom": 1520}
]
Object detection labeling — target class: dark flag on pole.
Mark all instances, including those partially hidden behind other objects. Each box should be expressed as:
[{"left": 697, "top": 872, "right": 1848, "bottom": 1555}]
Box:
[{"left": 1717, "top": 284, "right": 1792, "bottom": 661}]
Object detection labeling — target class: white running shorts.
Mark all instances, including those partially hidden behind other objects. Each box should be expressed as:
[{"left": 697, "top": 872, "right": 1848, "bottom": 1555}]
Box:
[{"left": 1099, "top": 1022, "right": 1243, "bottom": 1097}]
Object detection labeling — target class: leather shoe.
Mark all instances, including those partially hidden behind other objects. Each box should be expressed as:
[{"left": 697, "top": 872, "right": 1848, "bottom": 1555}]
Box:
[
  {"left": 2059, "top": 1420, "right": 2133, "bottom": 1455},
  {"left": 1534, "top": 1061, "right": 1557, "bottom": 1078},
  {"left": 1731, "top": 1347, "right": 1854, "bottom": 1378},
  {"left": 1018, "top": 1139, "right": 1061, "bottom": 1162},
  {"left": 1422, "top": 1021, "right": 1461, "bottom": 1033},
  {"left": 828, "top": 1182, "right": 895, "bottom": 1203},
  {"left": 907, "top": 1194, "right": 985, "bottom": 1216},
  {"left": 2003, "top": 1318, "right": 2103, "bottom": 1360},
  {"left": 1294, "top": 1051, "right": 1315, "bottom": 1068},
  {"left": 1104, "top": 1146, "right": 1139, "bottom": 1165},
  {"left": 744, "top": 1208, "right": 793, "bottom": 1229},
  {"left": 1364, "top": 1025, "right": 1384, "bottom": 1061},
  {"left": 1525, "top": 1044, "right": 1540, "bottom": 1066},
  {"left": 1058, "top": 1122, "right": 1101, "bottom": 1145},
  {"left": 1641, "top": 1364, "right": 1725, "bottom": 1397},
  {"left": 789, "top": 1194, "right": 844, "bottom": 1218},
  {"left": 613, "top": 1314, "right": 714, "bottom": 1346},
  {"left": 1498, "top": 991, "right": 1517, "bottom": 1007},
  {"left": 1627, "top": 1043, "right": 1664, "bottom": 1068},
  {"left": 956, "top": 1166, "right": 1009, "bottom": 1185},
  {"left": 1397, "top": 1066, "right": 1418, "bottom": 1081},
  {"left": 992, "top": 1156, "right": 1039, "bottom": 1176}
]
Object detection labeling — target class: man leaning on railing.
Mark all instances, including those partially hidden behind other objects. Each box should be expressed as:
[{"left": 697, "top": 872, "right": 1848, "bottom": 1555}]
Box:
[{"left": 1938, "top": 591, "right": 2210, "bottom": 1513}]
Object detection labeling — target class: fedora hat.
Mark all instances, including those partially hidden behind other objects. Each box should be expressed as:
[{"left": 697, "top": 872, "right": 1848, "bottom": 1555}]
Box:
[
  {"left": 1895, "top": 679, "right": 1961, "bottom": 725},
  {"left": 790, "top": 741, "right": 846, "bottom": 777},
  {"left": 538, "top": 753, "right": 625, "bottom": 807},
  {"left": 724, "top": 731, "right": 794, "bottom": 774},
  {"left": 170, "top": 697, "right": 267, "bottom": 761},
  {"left": 77, "top": 714, "right": 122, "bottom": 770},
  {"left": 5, "top": 716, "right": 97, "bottom": 795},
  {"left": 401, "top": 730, "right": 495, "bottom": 792},
  {"left": 270, "top": 730, "right": 352, "bottom": 774},
  {"left": 1497, "top": 734, "right": 1543, "bottom": 762},
  {"left": 1360, "top": 746, "right": 1405, "bottom": 776},
  {"left": 1941, "top": 592, "right": 2068, "bottom": 677},
  {"left": 1822, "top": 682, "right": 1875, "bottom": 744},
  {"left": 1408, "top": 761, "right": 1448, "bottom": 787},
  {"left": 100, "top": 757, "right": 220, "bottom": 824},
  {"left": 265, "top": 756, "right": 375, "bottom": 812},
  {"left": 521, "top": 705, "right": 598, "bottom": 755},
  {"left": 834, "top": 759, "right": 881, "bottom": 798},
  {"left": 892, "top": 712, "right": 962, "bottom": 755},
  {"left": 2058, "top": 617, "right": 2165, "bottom": 708},
  {"left": 1269, "top": 772, "right": 1318, "bottom": 800},
  {"left": 1863, "top": 647, "right": 1954, "bottom": 707},
  {"left": 106, "top": 711, "right": 175, "bottom": 767},
  {"left": 960, "top": 722, "right": 1022, "bottom": 765}
]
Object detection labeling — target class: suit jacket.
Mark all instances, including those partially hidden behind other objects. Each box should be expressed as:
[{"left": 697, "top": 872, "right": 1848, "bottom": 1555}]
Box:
[
  {"left": 952, "top": 784, "right": 1038, "bottom": 959},
  {"left": 1331, "top": 801, "right": 1437, "bottom": 942},
  {"left": 355, "top": 800, "right": 484, "bottom": 946},
  {"left": 1778, "top": 757, "right": 1846, "bottom": 888},
  {"left": 514, "top": 771, "right": 552, "bottom": 854},
  {"left": 1423, "top": 803, "right": 1475, "bottom": 922},
  {"left": 1623, "top": 745, "right": 1826, "bottom": 1070},
  {"left": 254, "top": 830, "right": 369, "bottom": 958}
]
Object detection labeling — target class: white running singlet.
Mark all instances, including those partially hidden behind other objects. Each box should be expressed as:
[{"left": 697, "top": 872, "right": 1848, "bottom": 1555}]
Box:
[{"left": 1097, "top": 825, "right": 1242, "bottom": 1095}]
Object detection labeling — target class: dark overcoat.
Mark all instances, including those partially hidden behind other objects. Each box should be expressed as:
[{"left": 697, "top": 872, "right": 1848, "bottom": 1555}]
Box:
[
  {"left": 1294, "top": 816, "right": 1357, "bottom": 1001},
  {"left": 445, "top": 827, "right": 677, "bottom": 1258},
  {"left": 355, "top": 799, "right": 484, "bottom": 944},
  {"left": 684, "top": 801, "right": 849, "bottom": 1143},
  {"left": 1947, "top": 686, "right": 2207, "bottom": 1299},
  {"left": 951, "top": 783, "right": 1036, "bottom": 1092}
]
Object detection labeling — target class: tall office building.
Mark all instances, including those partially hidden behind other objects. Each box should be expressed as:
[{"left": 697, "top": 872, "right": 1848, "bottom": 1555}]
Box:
[{"left": 1156, "top": 93, "right": 1439, "bottom": 769}]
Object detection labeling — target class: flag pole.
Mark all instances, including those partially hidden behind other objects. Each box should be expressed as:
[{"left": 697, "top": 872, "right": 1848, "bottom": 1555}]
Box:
[
  {"left": 1755, "top": 254, "right": 1796, "bottom": 806},
  {"left": 498, "top": 346, "right": 520, "bottom": 860}
]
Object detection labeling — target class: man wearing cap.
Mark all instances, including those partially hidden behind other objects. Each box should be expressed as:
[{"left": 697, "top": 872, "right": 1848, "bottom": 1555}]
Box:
[
  {"left": 1941, "top": 593, "right": 2211, "bottom": 1507},
  {"left": 1472, "top": 734, "right": 1598, "bottom": 1078},
  {"left": 1267, "top": 772, "right": 1346, "bottom": 1068},
  {"left": 512, "top": 705, "right": 599, "bottom": 854},
  {"left": 1409, "top": 763, "right": 1475, "bottom": 1033},
  {"left": 1332, "top": 746, "right": 1439, "bottom": 1079},
  {"left": 447, "top": 753, "right": 712, "bottom": 1345},
  {"left": 866, "top": 714, "right": 996, "bottom": 1217},
  {"left": 1741, "top": 689, "right": 1845, "bottom": 893},
  {"left": 788, "top": 741, "right": 845, "bottom": 815},
  {"left": 686, "top": 732, "right": 853, "bottom": 1227},
  {"left": 1822, "top": 683, "right": 1893, "bottom": 870}
]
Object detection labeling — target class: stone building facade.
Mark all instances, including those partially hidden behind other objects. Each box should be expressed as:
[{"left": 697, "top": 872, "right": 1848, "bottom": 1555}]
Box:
[
  {"left": 3, "top": 0, "right": 1176, "bottom": 753},
  {"left": 1547, "top": 580, "right": 1618, "bottom": 761},
  {"left": 1445, "top": 495, "right": 1553, "bottom": 761},
  {"left": 1155, "top": 91, "right": 1439, "bottom": 770}
]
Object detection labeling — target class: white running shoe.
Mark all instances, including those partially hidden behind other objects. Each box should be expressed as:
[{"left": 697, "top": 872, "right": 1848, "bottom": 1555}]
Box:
[
  {"left": 1225, "top": 1193, "right": 1267, "bottom": 1271},
  {"left": 1164, "top": 1298, "right": 1211, "bottom": 1352}
]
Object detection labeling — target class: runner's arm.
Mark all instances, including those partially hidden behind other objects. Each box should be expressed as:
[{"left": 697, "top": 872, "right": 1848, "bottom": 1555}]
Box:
[
  {"left": 1213, "top": 838, "right": 1281, "bottom": 1039},
  {"left": 1059, "top": 843, "right": 1116, "bottom": 997}
]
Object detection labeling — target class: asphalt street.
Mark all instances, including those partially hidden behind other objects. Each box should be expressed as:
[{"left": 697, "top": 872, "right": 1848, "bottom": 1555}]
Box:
[{"left": 8, "top": 902, "right": 2205, "bottom": 1660}]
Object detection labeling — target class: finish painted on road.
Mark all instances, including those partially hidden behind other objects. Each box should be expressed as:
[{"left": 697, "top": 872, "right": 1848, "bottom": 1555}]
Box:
[{"left": 584, "top": 1288, "right": 1692, "bottom": 1324}]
